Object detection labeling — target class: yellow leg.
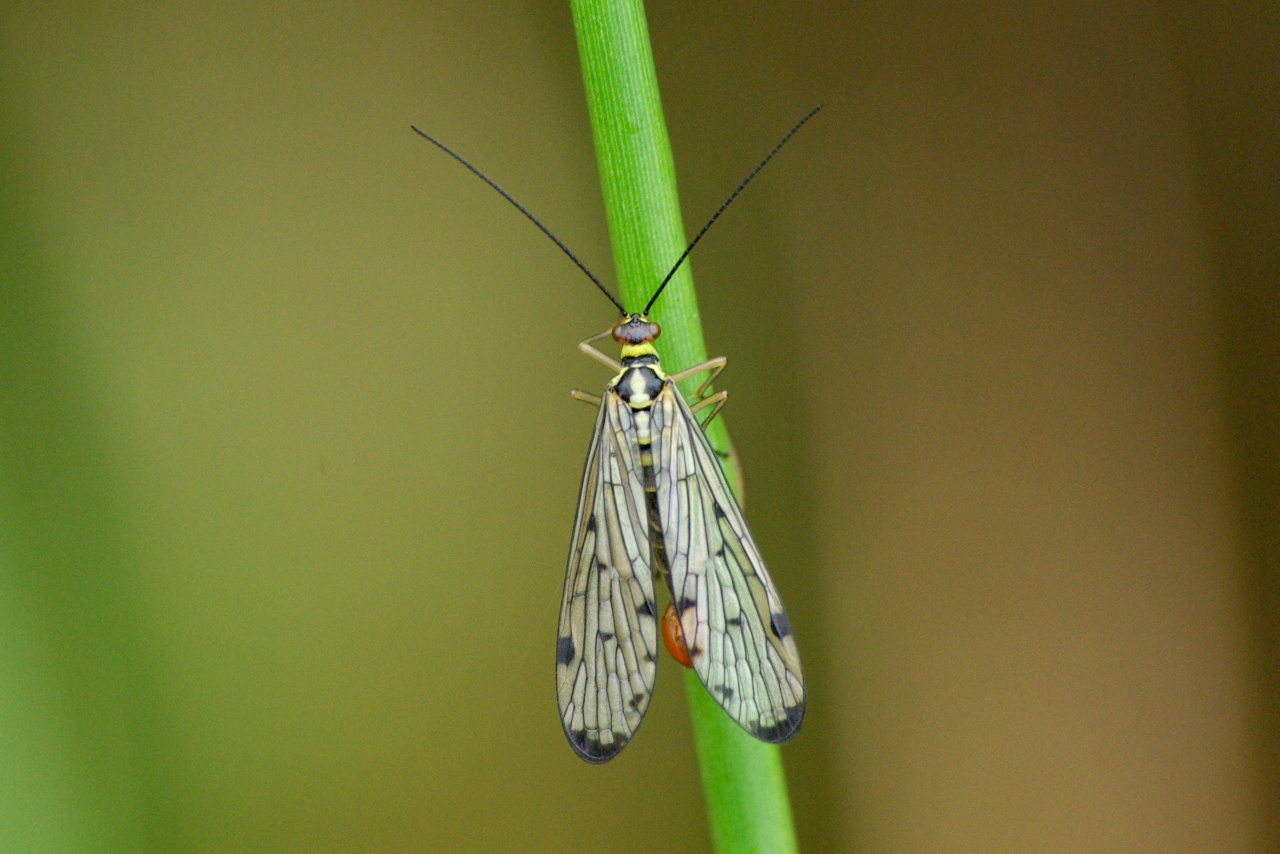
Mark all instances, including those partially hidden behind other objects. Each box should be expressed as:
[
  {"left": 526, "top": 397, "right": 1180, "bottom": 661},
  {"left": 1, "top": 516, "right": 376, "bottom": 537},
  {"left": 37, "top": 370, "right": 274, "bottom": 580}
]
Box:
[
  {"left": 570, "top": 389, "right": 602, "bottom": 407},
  {"left": 669, "top": 356, "right": 726, "bottom": 400},
  {"left": 689, "top": 389, "right": 728, "bottom": 428},
  {"left": 578, "top": 328, "right": 622, "bottom": 372},
  {"left": 672, "top": 356, "right": 744, "bottom": 501}
]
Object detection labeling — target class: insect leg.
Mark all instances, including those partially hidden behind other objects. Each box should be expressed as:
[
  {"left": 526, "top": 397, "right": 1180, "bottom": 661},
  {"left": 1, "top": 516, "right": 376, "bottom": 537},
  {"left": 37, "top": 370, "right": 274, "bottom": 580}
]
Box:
[
  {"left": 570, "top": 389, "right": 602, "bottom": 407},
  {"left": 676, "top": 372, "right": 746, "bottom": 502},
  {"left": 579, "top": 329, "right": 622, "bottom": 372},
  {"left": 669, "top": 356, "right": 727, "bottom": 400},
  {"left": 689, "top": 390, "right": 728, "bottom": 428}
]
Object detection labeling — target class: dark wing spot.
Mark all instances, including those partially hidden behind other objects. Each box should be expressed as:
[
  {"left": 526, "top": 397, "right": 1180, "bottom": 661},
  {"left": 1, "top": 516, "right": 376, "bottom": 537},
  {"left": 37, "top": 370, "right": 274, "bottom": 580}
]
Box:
[
  {"left": 770, "top": 611, "right": 793, "bottom": 639},
  {"left": 636, "top": 599, "right": 657, "bottom": 619},
  {"left": 556, "top": 636, "right": 575, "bottom": 665},
  {"left": 753, "top": 702, "right": 805, "bottom": 743},
  {"left": 600, "top": 632, "right": 615, "bottom": 643},
  {"left": 628, "top": 693, "right": 647, "bottom": 711},
  {"left": 569, "top": 732, "right": 625, "bottom": 764},
  {"left": 726, "top": 615, "right": 742, "bottom": 627}
]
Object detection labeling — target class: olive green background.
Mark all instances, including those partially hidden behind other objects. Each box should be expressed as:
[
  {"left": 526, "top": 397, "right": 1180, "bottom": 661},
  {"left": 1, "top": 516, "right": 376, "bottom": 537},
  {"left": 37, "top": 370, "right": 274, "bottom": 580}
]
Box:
[{"left": 1, "top": 2, "right": 1275, "bottom": 852}]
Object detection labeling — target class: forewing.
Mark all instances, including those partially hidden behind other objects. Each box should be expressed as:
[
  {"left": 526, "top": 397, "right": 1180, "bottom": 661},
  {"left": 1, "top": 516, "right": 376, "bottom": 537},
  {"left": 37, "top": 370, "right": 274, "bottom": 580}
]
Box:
[
  {"left": 556, "top": 394, "right": 659, "bottom": 762},
  {"left": 652, "top": 383, "right": 805, "bottom": 741}
]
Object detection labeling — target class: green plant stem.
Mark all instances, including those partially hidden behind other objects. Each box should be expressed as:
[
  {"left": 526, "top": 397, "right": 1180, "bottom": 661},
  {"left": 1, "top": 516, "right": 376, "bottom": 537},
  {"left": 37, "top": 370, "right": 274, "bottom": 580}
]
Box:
[{"left": 569, "top": 2, "right": 799, "bottom": 851}]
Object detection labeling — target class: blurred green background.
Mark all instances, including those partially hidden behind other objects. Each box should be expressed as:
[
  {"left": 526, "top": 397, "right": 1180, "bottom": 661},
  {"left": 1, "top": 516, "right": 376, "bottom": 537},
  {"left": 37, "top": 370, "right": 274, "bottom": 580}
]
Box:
[{"left": 1, "top": 2, "right": 1276, "bottom": 851}]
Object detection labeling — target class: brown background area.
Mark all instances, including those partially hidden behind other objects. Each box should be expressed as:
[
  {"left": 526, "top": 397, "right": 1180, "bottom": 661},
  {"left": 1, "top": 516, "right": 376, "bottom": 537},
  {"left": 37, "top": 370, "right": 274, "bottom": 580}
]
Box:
[{"left": 0, "top": 1, "right": 1275, "bottom": 851}]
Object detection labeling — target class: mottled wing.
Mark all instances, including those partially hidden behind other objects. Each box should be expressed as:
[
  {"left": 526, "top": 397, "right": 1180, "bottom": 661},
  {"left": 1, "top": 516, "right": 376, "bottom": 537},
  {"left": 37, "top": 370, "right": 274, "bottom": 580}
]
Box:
[
  {"left": 556, "top": 394, "right": 659, "bottom": 762},
  {"left": 651, "top": 382, "right": 805, "bottom": 741}
]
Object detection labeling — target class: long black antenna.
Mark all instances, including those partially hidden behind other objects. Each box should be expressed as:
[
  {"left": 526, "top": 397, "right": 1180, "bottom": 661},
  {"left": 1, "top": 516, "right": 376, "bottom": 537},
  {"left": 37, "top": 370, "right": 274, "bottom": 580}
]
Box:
[
  {"left": 643, "top": 104, "right": 823, "bottom": 315},
  {"left": 411, "top": 125, "right": 627, "bottom": 315}
]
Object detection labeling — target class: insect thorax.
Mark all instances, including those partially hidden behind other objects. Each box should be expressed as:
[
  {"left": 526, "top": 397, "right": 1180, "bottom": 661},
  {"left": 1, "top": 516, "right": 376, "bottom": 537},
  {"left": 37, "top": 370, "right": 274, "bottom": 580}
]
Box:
[{"left": 611, "top": 354, "right": 666, "bottom": 410}]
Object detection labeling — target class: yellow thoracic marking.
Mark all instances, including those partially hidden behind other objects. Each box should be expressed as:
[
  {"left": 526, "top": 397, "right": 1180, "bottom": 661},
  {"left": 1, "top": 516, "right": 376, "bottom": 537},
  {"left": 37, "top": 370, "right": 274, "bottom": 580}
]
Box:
[{"left": 618, "top": 342, "right": 660, "bottom": 363}]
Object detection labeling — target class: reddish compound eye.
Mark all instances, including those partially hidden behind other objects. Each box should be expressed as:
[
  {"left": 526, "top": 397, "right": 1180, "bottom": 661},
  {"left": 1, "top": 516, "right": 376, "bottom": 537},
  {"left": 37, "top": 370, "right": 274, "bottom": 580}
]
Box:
[
  {"left": 662, "top": 602, "right": 693, "bottom": 668},
  {"left": 611, "top": 315, "right": 660, "bottom": 345}
]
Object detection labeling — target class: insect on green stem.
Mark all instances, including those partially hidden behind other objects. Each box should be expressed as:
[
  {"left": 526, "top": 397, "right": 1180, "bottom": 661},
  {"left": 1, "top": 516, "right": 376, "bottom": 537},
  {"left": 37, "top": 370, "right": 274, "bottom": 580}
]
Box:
[
  {"left": 408, "top": 104, "right": 816, "bottom": 760},
  {"left": 412, "top": 1, "right": 817, "bottom": 847},
  {"left": 570, "top": 1, "right": 811, "bottom": 852}
]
